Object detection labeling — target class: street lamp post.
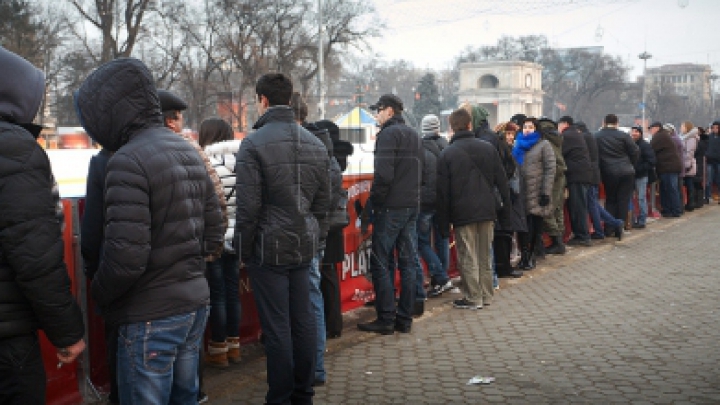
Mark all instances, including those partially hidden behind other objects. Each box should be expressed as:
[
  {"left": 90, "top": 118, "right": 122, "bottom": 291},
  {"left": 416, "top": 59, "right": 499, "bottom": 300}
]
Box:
[
  {"left": 639, "top": 51, "right": 652, "bottom": 130},
  {"left": 317, "top": 0, "right": 325, "bottom": 119},
  {"left": 710, "top": 73, "right": 718, "bottom": 120}
]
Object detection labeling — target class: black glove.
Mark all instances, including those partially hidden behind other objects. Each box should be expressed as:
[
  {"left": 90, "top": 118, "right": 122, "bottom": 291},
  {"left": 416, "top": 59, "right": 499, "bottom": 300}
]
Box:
[
  {"left": 358, "top": 199, "right": 374, "bottom": 235},
  {"left": 360, "top": 221, "right": 369, "bottom": 235},
  {"left": 539, "top": 194, "right": 550, "bottom": 207}
]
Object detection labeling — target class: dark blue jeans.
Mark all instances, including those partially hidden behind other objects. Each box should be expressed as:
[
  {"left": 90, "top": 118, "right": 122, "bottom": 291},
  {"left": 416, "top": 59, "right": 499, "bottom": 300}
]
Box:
[
  {"left": 117, "top": 306, "right": 209, "bottom": 405},
  {"left": 587, "top": 185, "right": 622, "bottom": 236},
  {"left": 417, "top": 211, "right": 448, "bottom": 286},
  {"left": 309, "top": 251, "right": 326, "bottom": 381},
  {"left": 659, "top": 173, "right": 682, "bottom": 216},
  {"left": 705, "top": 163, "right": 720, "bottom": 199},
  {"left": 207, "top": 253, "right": 241, "bottom": 343},
  {"left": 247, "top": 260, "right": 315, "bottom": 405},
  {"left": 370, "top": 207, "right": 419, "bottom": 328},
  {"left": 433, "top": 222, "right": 450, "bottom": 273}
]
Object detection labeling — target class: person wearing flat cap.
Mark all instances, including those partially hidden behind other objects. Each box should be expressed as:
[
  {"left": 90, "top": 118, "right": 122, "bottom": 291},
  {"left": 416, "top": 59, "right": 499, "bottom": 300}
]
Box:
[
  {"left": 158, "top": 89, "right": 227, "bottom": 404},
  {"left": 649, "top": 121, "right": 683, "bottom": 217},
  {"left": 358, "top": 94, "right": 424, "bottom": 335}
]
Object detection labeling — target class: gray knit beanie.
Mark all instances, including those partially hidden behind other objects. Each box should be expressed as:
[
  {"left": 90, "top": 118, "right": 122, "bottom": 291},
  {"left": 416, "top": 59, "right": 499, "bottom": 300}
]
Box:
[{"left": 421, "top": 114, "right": 440, "bottom": 135}]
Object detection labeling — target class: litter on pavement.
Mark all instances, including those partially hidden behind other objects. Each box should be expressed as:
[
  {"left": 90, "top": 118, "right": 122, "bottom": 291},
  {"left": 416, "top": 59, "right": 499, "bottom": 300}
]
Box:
[{"left": 466, "top": 376, "right": 495, "bottom": 385}]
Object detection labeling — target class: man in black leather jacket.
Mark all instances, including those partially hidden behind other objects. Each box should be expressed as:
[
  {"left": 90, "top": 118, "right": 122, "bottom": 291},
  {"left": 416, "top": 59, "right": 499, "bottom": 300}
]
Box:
[
  {"left": 235, "top": 74, "right": 330, "bottom": 405},
  {"left": 358, "top": 94, "right": 424, "bottom": 335},
  {"left": 75, "top": 57, "right": 224, "bottom": 404},
  {"left": 0, "top": 46, "right": 85, "bottom": 405}
]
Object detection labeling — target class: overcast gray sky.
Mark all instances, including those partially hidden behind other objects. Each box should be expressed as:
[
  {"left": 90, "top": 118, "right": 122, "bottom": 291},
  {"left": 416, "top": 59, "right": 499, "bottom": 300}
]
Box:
[{"left": 364, "top": 0, "right": 719, "bottom": 81}]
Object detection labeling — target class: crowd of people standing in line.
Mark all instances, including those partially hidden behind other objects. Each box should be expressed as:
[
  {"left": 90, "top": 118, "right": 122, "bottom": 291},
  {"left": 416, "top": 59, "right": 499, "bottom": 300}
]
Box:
[
  {"left": 357, "top": 98, "right": 720, "bottom": 336},
  {"left": 3, "top": 43, "right": 720, "bottom": 405}
]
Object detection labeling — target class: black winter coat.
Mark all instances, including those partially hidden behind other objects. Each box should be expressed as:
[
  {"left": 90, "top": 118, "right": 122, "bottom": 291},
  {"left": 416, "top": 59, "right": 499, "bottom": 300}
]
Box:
[
  {"left": 323, "top": 139, "right": 354, "bottom": 264},
  {"left": 81, "top": 149, "right": 111, "bottom": 280},
  {"left": 420, "top": 137, "right": 441, "bottom": 211},
  {"left": 0, "top": 122, "right": 85, "bottom": 346},
  {"left": 706, "top": 128, "right": 720, "bottom": 164},
  {"left": 475, "top": 127, "right": 499, "bottom": 149},
  {"left": 594, "top": 127, "right": 639, "bottom": 178},
  {"left": 634, "top": 138, "right": 656, "bottom": 179},
  {"left": 236, "top": 107, "right": 331, "bottom": 265},
  {"left": 0, "top": 47, "right": 84, "bottom": 346},
  {"left": 650, "top": 129, "right": 683, "bottom": 175},
  {"left": 76, "top": 58, "right": 224, "bottom": 327},
  {"left": 424, "top": 134, "right": 449, "bottom": 150},
  {"left": 561, "top": 126, "right": 593, "bottom": 184},
  {"left": 370, "top": 115, "right": 423, "bottom": 209},
  {"left": 436, "top": 131, "right": 511, "bottom": 236},
  {"left": 304, "top": 122, "right": 341, "bottom": 247},
  {"left": 579, "top": 125, "right": 601, "bottom": 185}
]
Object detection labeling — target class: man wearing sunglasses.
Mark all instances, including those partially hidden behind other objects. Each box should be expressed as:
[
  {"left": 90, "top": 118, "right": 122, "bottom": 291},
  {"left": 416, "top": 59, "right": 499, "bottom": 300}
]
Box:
[{"left": 359, "top": 94, "right": 424, "bottom": 335}]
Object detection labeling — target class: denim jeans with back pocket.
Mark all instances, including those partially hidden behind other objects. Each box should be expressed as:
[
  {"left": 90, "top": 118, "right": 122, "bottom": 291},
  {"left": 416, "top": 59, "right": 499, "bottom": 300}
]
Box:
[{"left": 117, "top": 306, "right": 209, "bottom": 405}]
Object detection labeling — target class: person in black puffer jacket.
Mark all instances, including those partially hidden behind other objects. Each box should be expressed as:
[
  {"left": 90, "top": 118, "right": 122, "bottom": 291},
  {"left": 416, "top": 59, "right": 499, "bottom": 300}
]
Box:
[
  {"left": 75, "top": 57, "right": 223, "bottom": 404},
  {"left": 0, "top": 46, "right": 86, "bottom": 405},
  {"left": 235, "top": 74, "right": 330, "bottom": 404},
  {"left": 558, "top": 116, "right": 593, "bottom": 245}
]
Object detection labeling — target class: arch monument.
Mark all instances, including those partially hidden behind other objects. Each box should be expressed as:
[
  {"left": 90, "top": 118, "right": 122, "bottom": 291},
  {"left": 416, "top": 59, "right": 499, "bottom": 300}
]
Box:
[{"left": 457, "top": 60, "right": 544, "bottom": 128}]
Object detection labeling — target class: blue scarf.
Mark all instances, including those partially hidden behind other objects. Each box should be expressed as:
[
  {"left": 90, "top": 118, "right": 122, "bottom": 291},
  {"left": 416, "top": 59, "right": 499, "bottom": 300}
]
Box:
[{"left": 512, "top": 131, "right": 541, "bottom": 165}]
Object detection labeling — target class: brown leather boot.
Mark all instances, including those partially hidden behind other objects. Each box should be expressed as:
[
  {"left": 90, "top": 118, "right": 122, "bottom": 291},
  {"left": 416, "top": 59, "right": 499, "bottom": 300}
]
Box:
[
  {"left": 206, "top": 341, "right": 229, "bottom": 368},
  {"left": 226, "top": 337, "right": 241, "bottom": 364}
]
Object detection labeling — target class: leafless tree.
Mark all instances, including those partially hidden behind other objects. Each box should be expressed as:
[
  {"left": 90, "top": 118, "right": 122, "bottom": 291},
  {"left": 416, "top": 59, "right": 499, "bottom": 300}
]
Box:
[{"left": 66, "top": 0, "right": 153, "bottom": 64}]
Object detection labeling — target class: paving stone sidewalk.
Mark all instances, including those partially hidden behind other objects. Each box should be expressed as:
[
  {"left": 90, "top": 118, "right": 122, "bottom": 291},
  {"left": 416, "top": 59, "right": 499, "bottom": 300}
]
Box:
[{"left": 204, "top": 206, "right": 720, "bottom": 404}]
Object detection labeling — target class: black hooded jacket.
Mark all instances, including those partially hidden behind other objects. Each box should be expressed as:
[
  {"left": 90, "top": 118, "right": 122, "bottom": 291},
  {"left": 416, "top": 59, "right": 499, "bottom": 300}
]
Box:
[
  {"left": 75, "top": 58, "right": 224, "bottom": 327},
  {"left": 0, "top": 47, "right": 84, "bottom": 346},
  {"left": 235, "top": 107, "right": 330, "bottom": 265},
  {"left": 370, "top": 115, "right": 424, "bottom": 209}
]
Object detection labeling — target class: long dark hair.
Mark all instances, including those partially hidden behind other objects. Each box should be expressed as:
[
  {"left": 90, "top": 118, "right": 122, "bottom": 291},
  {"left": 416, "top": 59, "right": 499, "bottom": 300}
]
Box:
[{"left": 198, "top": 118, "right": 233, "bottom": 148}]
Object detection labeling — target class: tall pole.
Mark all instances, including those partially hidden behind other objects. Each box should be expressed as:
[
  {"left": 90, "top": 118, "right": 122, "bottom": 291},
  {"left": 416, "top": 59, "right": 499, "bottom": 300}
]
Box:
[
  {"left": 317, "top": 0, "right": 325, "bottom": 119},
  {"left": 710, "top": 73, "right": 718, "bottom": 120},
  {"left": 639, "top": 51, "right": 652, "bottom": 130}
]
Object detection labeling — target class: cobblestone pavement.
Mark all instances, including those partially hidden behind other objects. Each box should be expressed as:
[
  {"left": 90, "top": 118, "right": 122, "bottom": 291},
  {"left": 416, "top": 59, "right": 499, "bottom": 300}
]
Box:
[{"left": 204, "top": 205, "right": 720, "bottom": 404}]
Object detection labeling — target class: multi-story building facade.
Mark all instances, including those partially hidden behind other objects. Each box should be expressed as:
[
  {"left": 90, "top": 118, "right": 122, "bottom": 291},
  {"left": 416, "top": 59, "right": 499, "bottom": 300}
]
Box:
[{"left": 644, "top": 63, "right": 712, "bottom": 102}]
